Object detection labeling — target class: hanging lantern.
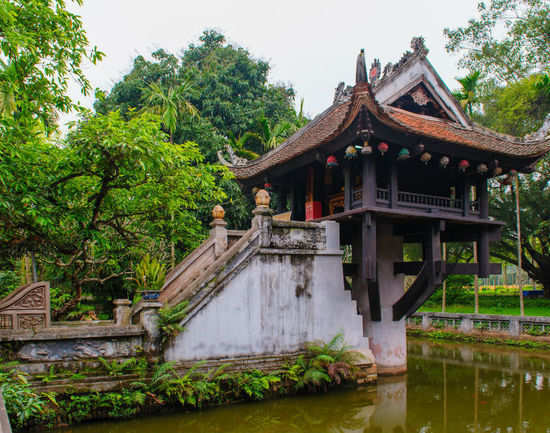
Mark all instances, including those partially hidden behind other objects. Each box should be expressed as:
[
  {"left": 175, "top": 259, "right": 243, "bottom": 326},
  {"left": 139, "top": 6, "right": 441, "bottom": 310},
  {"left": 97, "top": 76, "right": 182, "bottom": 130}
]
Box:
[
  {"left": 476, "top": 163, "right": 488, "bottom": 174},
  {"left": 377, "top": 141, "right": 389, "bottom": 155},
  {"left": 439, "top": 156, "right": 450, "bottom": 168},
  {"left": 326, "top": 155, "right": 339, "bottom": 168},
  {"left": 420, "top": 152, "right": 432, "bottom": 164},
  {"left": 361, "top": 141, "right": 373, "bottom": 155},
  {"left": 345, "top": 145, "right": 358, "bottom": 159},
  {"left": 458, "top": 160, "right": 470, "bottom": 172},
  {"left": 252, "top": 186, "right": 259, "bottom": 195},
  {"left": 415, "top": 143, "right": 425, "bottom": 154},
  {"left": 397, "top": 148, "right": 410, "bottom": 161},
  {"left": 264, "top": 182, "right": 273, "bottom": 193}
]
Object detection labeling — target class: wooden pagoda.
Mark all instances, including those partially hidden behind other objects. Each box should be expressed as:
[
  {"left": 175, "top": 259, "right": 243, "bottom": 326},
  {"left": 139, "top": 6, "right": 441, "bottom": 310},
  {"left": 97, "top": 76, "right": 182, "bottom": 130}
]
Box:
[{"left": 221, "top": 38, "right": 550, "bottom": 325}]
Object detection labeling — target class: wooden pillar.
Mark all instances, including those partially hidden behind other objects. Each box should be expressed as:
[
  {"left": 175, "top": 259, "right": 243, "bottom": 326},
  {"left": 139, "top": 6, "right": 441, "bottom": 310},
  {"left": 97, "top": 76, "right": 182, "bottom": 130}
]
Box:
[
  {"left": 424, "top": 221, "right": 443, "bottom": 285},
  {"left": 361, "top": 212, "right": 380, "bottom": 321},
  {"left": 477, "top": 177, "right": 489, "bottom": 277},
  {"left": 478, "top": 230, "right": 489, "bottom": 278},
  {"left": 462, "top": 177, "right": 470, "bottom": 217},
  {"left": 362, "top": 156, "right": 376, "bottom": 207},
  {"left": 390, "top": 161, "right": 398, "bottom": 208},
  {"left": 289, "top": 183, "right": 296, "bottom": 219},
  {"left": 278, "top": 185, "right": 288, "bottom": 213},
  {"left": 344, "top": 165, "right": 352, "bottom": 211},
  {"left": 478, "top": 177, "right": 488, "bottom": 219}
]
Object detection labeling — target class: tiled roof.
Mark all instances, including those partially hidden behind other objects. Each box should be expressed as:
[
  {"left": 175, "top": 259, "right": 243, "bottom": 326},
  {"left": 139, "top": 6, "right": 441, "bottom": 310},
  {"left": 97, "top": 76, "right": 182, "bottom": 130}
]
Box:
[
  {"left": 230, "top": 84, "right": 550, "bottom": 181},
  {"left": 385, "top": 107, "right": 550, "bottom": 157}
]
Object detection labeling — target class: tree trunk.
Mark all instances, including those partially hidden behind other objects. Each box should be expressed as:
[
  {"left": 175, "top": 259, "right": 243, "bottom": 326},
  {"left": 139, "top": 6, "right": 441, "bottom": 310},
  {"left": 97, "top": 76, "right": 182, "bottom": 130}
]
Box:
[{"left": 543, "top": 281, "right": 550, "bottom": 299}]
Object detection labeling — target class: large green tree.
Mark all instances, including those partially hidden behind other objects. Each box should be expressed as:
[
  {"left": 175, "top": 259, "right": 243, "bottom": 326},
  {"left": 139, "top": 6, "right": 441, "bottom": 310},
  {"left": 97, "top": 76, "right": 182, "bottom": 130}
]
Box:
[
  {"left": 0, "top": 0, "right": 103, "bottom": 139},
  {"left": 444, "top": 0, "right": 550, "bottom": 83},
  {"left": 478, "top": 74, "right": 550, "bottom": 136},
  {"left": 95, "top": 31, "right": 297, "bottom": 160},
  {"left": 1, "top": 111, "right": 229, "bottom": 314}
]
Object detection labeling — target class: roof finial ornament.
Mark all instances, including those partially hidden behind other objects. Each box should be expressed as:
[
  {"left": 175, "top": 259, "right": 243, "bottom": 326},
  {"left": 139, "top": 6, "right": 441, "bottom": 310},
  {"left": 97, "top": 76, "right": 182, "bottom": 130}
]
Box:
[
  {"left": 356, "top": 49, "right": 367, "bottom": 85},
  {"left": 369, "top": 58, "right": 381, "bottom": 85},
  {"left": 411, "top": 36, "right": 429, "bottom": 57}
]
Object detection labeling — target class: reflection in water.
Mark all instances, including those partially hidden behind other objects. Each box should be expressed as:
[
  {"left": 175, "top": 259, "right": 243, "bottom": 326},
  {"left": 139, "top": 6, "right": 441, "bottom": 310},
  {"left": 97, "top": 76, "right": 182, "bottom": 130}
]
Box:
[{"left": 55, "top": 338, "right": 550, "bottom": 433}]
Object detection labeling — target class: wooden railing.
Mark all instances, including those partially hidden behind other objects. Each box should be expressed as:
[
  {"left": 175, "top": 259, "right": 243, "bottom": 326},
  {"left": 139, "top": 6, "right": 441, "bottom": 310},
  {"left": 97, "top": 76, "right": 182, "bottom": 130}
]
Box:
[
  {"left": 331, "top": 187, "right": 481, "bottom": 217},
  {"left": 397, "top": 190, "right": 463, "bottom": 212}
]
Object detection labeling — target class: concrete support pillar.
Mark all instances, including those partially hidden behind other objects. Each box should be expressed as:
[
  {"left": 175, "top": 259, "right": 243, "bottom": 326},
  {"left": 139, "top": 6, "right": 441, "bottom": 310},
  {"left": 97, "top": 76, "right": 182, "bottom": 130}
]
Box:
[
  {"left": 365, "top": 222, "right": 407, "bottom": 375},
  {"left": 113, "top": 299, "right": 131, "bottom": 326}
]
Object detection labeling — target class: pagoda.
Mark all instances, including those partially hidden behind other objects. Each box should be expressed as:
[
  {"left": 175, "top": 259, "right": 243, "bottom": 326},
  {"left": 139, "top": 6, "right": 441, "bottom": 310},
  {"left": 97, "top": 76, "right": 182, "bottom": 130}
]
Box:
[{"left": 221, "top": 37, "right": 550, "bottom": 373}]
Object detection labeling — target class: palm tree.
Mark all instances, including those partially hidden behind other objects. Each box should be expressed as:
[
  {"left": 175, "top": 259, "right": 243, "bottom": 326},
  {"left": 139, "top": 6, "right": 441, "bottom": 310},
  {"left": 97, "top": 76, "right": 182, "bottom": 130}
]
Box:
[
  {"left": 453, "top": 71, "right": 482, "bottom": 116},
  {"left": 141, "top": 80, "right": 198, "bottom": 144},
  {"left": 227, "top": 131, "right": 260, "bottom": 160},
  {"left": 257, "top": 117, "right": 294, "bottom": 152},
  {"left": 142, "top": 80, "right": 198, "bottom": 269}
]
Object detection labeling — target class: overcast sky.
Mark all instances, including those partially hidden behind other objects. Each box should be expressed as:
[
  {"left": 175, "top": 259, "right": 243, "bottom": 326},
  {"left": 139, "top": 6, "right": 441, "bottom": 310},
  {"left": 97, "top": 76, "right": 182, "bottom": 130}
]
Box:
[{"left": 67, "top": 0, "right": 479, "bottom": 122}]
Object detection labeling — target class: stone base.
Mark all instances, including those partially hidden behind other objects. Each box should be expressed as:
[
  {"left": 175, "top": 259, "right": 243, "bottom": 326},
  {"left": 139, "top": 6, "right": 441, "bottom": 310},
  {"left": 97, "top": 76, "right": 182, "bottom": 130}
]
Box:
[{"left": 377, "top": 364, "right": 408, "bottom": 376}]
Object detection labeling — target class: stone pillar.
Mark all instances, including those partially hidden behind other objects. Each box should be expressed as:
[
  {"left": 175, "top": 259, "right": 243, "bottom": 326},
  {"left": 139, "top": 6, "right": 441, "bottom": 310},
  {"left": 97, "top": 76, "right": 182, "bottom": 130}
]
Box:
[
  {"left": 133, "top": 300, "right": 162, "bottom": 356},
  {"left": 365, "top": 222, "right": 407, "bottom": 375},
  {"left": 252, "top": 189, "right": 273, "bottom": 248},
  {"left": 509, "top": 317, "right": 521, "bottom": 336},
  {"left": 422, "top": 313, "right": 431, "bottom": 330},
  {"left": 210, "top": 204, "right": 228, "bottom": 258},
  {"left": 113, "top": 299, "right": 132, "bottom": 326}
]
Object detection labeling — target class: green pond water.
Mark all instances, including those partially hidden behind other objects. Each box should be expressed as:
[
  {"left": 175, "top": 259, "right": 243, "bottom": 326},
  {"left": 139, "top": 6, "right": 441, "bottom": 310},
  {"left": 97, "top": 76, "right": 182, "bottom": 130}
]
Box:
[{"left": 54, "top": 338, "right": 550, "bottom": 433}]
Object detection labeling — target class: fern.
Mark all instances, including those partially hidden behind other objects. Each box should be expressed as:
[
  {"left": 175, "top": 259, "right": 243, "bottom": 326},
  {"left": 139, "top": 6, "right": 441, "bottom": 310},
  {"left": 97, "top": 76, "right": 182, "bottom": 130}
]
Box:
[{"left": 158, "top": 301, "right": 188, "bottom": 348}]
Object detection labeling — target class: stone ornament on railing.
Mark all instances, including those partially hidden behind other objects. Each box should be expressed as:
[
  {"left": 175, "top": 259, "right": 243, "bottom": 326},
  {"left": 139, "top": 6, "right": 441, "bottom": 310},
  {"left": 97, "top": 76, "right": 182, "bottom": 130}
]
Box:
[{"left": 0, "top": 281, "right": 50, "bottom": 330}]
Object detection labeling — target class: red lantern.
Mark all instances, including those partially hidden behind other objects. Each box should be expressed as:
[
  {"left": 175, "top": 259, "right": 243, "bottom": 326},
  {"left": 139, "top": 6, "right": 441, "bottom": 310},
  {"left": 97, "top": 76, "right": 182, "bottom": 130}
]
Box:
[
  {"left": 326, "top": 155, "right": 339, "bottom": 168},
  {"left": 377, "top": 142, "right": 389, "bottom": 155},
  {"left": 458, "top": 160, "right": 470, "bottom": 172}
]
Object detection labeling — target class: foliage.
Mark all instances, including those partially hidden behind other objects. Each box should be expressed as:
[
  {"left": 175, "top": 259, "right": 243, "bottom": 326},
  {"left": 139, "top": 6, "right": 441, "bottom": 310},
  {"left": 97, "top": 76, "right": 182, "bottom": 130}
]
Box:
[
  {"left": 97, "top": 357, "right": 147, "bottom": 377},
  {"left": 1, "top": 335, "right": 364, "bottom": 430},
  {"left": 490, "top": 165, "right": 550, "bottom": 296},
  {"left": 135, "top": 254, "right": 166, "bottom": 292},
  {"left": 452, "top": 71, "right": 482, "bottom": 116},
  {"left": 0, "top": 370, "right": 57, "bottom": 430},
  {"left": 0, "top": 0, "right": 103, "bottom": 141},
  {"left": 95, "top": 31, "right": 298, "bottom": 160},
  {"left": 444, "top": 0, "right": 550, "bottom": 83},
  {"left": 141, "top": 80, "right": 198, "bottom": 144},
  {"left": 1, "top": 111, "right": 228, "bottom": 314},
  {"left": 157, "top": 301, "right": 188, "bottom": 348},
  {"left": 477, "top": 74, "right": 550, "bottom": 136}
]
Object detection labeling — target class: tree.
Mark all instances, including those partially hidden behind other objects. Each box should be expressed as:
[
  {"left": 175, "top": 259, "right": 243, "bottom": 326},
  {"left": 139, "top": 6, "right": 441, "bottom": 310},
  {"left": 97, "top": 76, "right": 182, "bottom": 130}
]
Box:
[
  {"left": 444, "top": 0, "right": 550, "bottom": 84},
  {"left": 453, "top": 71, "right": 482, "bottom": 116},
  {"left": 142, "top": 80, "right": 198, "bottom": 145},
  {"left": 0, "top": 0, "right": 103, "bottom": 137},
  {"left": 255, "top": 117, "right": 295, "bottom": 152},
  {"left": 490, "top": 161, "right": 550, "bottom": 296},
  {"left": 478, "top": 74, "right": 550, "bottom": 136},
  {"left": 0, "top": 111, "right": 229, "bottom": 315}
]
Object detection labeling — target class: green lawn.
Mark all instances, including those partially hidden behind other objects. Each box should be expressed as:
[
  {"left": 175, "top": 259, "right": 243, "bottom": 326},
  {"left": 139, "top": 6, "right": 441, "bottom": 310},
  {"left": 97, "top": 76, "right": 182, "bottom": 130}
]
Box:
[{"left": 420, "top": 295, "right": 550, "bottom": 317}]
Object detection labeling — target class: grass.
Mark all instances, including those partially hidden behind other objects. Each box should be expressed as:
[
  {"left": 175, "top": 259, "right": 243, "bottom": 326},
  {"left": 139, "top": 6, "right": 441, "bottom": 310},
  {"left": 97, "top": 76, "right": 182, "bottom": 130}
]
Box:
[{"left": 420, "top": 294, "right": 550, "bottom": 317}]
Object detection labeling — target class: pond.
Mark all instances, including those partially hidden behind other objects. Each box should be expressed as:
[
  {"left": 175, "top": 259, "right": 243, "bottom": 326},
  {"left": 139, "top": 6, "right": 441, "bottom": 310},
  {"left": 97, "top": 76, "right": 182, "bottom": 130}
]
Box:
[{"left": 54, "top": 337, "right": 550, "bottom": 433}]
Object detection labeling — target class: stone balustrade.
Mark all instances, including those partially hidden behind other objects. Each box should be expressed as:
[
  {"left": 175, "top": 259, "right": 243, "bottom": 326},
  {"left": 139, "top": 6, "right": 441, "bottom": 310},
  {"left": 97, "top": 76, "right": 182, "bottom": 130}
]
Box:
[{"left": 408, "top": 311, "right": 550, "bottom": 337}]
